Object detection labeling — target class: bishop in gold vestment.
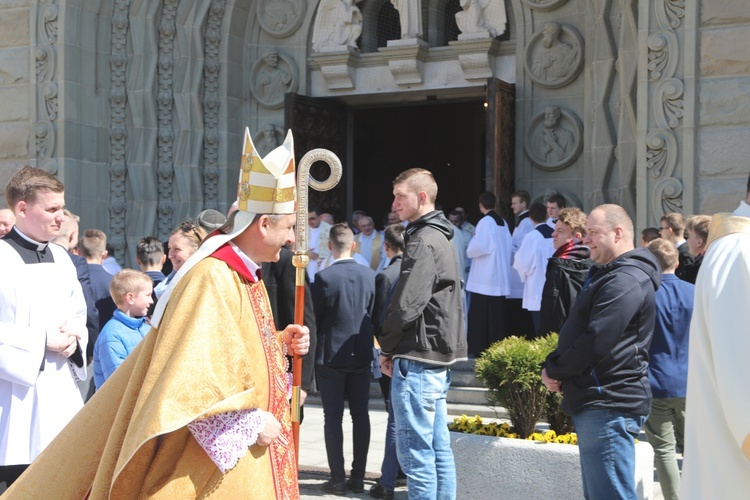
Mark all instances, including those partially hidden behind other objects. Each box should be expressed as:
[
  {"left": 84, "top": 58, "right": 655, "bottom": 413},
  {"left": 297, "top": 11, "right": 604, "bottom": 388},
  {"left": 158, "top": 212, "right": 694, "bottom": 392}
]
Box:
[{"left": 6, "top": 128, "right": 309, "bottom": 499}]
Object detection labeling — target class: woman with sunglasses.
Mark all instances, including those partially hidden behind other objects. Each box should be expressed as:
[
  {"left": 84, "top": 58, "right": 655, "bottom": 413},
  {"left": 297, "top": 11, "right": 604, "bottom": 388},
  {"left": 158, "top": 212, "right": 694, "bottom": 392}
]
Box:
[{"left": 154, "top": 221, "right": 208, "bottom": 298}]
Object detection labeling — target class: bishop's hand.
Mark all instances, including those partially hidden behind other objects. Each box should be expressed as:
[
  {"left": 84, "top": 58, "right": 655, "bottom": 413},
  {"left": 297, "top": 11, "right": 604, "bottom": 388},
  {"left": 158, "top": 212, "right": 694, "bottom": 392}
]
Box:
[{"left": 282, "top": 324, "right": 310, "bottom": 356}]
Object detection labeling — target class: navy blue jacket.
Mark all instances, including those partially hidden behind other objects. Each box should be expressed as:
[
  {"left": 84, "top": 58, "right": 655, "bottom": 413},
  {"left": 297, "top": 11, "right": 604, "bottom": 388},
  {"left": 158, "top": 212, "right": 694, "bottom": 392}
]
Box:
[
  {"left": 649, "top": 273, "right": 694, "bottom": 398},
  {"left": 545, "top": 247, "right": 661, "bottom": 416},
  {"left": 312, "top": 259, "right": 376, "bottom": 369},
  {"left": 88, "top": 263, "right": 117, "bottom": 330}
]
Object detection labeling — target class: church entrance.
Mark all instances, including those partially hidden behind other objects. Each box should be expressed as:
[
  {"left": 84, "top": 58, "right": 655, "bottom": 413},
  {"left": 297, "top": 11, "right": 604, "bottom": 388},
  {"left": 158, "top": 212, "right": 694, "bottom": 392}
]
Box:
[{"left": 351, "top": 100, "right": 487, "bottom": 228}]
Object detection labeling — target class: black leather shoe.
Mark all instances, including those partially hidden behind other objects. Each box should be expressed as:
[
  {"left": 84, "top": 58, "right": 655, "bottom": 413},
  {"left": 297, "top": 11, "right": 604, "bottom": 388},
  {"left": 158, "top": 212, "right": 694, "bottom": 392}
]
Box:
[
  {"left": 347, "top": 478, "right": 365, "bottom": 493},
  {"left": 395, "top": 470, "right": 407, "bottom": 487},
  {"left": 322, "top": 480, "right": 348, "bottom": 495},
  {"left": 370, "top": 482, "right": 395, "bottom": 499}
]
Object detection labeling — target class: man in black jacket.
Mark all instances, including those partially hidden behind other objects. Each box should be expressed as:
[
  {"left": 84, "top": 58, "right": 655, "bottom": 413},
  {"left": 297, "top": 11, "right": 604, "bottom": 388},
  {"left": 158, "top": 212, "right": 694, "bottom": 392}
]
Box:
[
  {"left": 543, "top": 204, "right": 660, "bottom": 499},
  {"left": 380, "top": 168, "right": 468, "bottom": 499},
  {"left": 538, "top": 207, "right": 593, "bottom": 336}
]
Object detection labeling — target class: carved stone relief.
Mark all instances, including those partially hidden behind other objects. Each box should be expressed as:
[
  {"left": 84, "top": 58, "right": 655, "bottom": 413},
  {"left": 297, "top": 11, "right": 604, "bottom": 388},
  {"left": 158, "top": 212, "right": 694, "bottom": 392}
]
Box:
[
  {"left": 520, "top": 0, "right": 568, "bottom": 11},
  {"left": 455, "top": 0, "right": 507, "bottom": 40},
  {"left": 524, "top": 105, "right": 582, "bottom": 170},
  {"left": 156, "top": 0, "right": 178, "bottom": 240},
  {"left": 108, "top": 0, "right": 131, "bottom": 262},
  {"left": 391, "top": 0, "right": 423, "bottom": 39},
  {"left": 256, "top": 123, "right": 284, "bottom": 156},
  {"left": 258, "top": 0, "right": 307, "bottom": 37},
  {"left": 524, "top": 22, "right": 583, "bottom": 89},
  {"left": 645, "top": 0, "right": 687, "bottom": 220},
  {"left": 311, "top": 0, "right": 363, "bottom": 52},
  {"left": 251, "top": 51, "right": 299, "bottom": 109},
  {"left": 34, "top": 0, "right": 59, "bottom": 175},
  {"left": 202, "top": 0, "right": 225, "bottom": 210}
]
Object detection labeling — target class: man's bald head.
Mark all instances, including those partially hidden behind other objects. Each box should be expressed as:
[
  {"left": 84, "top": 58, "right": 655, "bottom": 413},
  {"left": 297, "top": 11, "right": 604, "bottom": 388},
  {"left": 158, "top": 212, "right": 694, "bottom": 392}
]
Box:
[
  {"left": 594, "top": 204, "right": 634, "bottom": 242},
  {"left": 0, "top": 208, "right": 15, "bottom": 237}
]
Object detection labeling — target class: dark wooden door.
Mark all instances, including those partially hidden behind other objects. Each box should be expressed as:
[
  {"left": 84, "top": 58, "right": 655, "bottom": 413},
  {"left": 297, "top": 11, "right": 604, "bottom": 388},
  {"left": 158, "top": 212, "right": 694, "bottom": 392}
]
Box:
[
  {"left": 485, "top": 78, "right": 516, "bottom": 226},
  {"left": 285, "top": 93, "right": 348, "bottom": 222}
]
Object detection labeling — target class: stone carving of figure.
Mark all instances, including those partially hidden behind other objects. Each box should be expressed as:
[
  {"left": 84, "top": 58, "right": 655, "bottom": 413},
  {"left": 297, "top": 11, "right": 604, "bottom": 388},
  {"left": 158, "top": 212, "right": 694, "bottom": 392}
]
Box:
[
  {"left": 391, "top": 0, "right": 422, "bottom": 39},
  {"left": 258, "top": 123, "right": 282, "bottom": 155},
  {"left": 531, "top": 22, "right": 578, "bottom": 82},
  {"left": 455, "top": 0, "right": 506, "bottom": 38},
  {"left": 265, "top": 0, "right": 297, "bottom": 31},
  {"left": 532, "top": 105, "right": 574, "bottom": 164},
  {"left": 311, "top": 0, "right": 363, "bottom": 52},
  {"left": 257, "top": 52, "right": 292, "bottom": 104}
]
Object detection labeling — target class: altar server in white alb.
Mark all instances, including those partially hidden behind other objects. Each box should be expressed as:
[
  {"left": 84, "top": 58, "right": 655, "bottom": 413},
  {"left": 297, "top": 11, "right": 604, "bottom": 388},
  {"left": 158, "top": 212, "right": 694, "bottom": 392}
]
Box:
[
  {"left": 680, "top": 174, "right": 750, "bottom": 499},
  {"left": 465, "top": 191, "right": 512, "bottom": 356},
  {"left": 0, "top": 165, "right": 87, "bottom": 488}
]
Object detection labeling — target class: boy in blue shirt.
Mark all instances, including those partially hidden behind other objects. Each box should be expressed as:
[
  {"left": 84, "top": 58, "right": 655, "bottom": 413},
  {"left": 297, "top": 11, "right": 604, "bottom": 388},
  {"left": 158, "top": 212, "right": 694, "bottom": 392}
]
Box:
[{"left": 93, "top": 269, "right": 154, "bottom": 389}]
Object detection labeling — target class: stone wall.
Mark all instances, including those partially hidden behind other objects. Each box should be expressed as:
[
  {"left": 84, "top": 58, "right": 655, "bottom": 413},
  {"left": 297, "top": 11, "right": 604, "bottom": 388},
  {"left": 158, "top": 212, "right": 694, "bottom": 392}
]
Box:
[
  {"left": 696, "top": 1, "right": 750, "bottom": 214},
  {"left": 0, "top": 0, "right": 32, "bottom": 207}
]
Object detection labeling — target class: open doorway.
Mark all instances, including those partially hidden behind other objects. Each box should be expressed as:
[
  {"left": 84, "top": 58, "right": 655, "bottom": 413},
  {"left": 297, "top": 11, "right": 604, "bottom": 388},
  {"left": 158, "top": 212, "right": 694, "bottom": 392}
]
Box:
[{"left": 351, "top": 100, "right": 486, "bottom": 228}]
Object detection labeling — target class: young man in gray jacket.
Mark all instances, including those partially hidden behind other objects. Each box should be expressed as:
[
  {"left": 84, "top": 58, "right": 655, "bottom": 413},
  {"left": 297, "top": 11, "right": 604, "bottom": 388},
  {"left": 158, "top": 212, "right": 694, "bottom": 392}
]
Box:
[{"left": 379, "top": 168, "right": 468, "bottom": 500}]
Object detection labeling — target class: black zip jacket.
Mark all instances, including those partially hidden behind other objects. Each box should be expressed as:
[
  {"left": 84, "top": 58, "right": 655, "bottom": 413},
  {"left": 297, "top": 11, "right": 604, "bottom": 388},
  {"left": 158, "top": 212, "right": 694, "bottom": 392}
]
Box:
[
  {"left": 544, "top": 247, "right": 661, "bottom": 416},
  {"left": 538, "top": 242, "right": 594, "bottom": 336},
  {"left": 380, "top": 211, "right": 468, "bottom": 365}
]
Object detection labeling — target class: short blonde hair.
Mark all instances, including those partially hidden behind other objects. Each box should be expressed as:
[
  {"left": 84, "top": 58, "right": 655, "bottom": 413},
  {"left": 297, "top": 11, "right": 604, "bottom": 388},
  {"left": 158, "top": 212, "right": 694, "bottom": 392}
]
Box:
[
  {"left": 647, "top": 238, "right": 678, "bottom": 272},
  {"left": 686, "top": 214, "right": 712, "bottom": 242},
  {"left": 110, "top": 269, "right": 153, "bottom": 308},
  {"left": 79, "top": 229, "right": 107, "bottom": 259},
  {"left": 393, "top": 168, "right": 438, "bottom": 204},
  {"left": 556, "top": 207, "right": 587, "bottom": 236}
]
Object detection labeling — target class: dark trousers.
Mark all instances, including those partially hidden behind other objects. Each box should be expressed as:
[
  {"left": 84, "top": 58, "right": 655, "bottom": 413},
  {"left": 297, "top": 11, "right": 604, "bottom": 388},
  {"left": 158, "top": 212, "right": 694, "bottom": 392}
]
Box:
[
  {"left": 505, "top": 298, "right": 535, "bottom": 339},
  {"left": 316, "top": 364, "right": 371, "bottom": 483},
  {"left": 0, "top": 464, "right": 29, "bottom": 490},
  {"left": 467, "top": 293, "right": 506, "bottom": 356}
]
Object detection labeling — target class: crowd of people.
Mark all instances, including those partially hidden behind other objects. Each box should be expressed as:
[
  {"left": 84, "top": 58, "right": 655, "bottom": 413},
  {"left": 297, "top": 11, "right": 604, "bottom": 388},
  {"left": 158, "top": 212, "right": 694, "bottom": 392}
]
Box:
[{"left": 1, "top": 152, "right": 748, "bottom": 499}]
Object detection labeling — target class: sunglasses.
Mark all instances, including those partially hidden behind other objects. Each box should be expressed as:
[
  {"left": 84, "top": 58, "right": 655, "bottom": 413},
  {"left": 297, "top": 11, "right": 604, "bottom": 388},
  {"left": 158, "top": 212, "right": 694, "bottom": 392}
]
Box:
[{"left": 180, "top": 221, "right": 202, "bottom": 241}]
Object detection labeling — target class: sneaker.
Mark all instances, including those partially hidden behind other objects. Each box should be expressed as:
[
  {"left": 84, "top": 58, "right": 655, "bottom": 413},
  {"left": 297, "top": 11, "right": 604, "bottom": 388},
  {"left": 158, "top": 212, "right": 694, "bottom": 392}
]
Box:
[
  {"left": 369, "top": 482, "right": 395, "bottom": 499},
  {"left": 322, "top": 480, "right": 348, "bottom": 495},
  {"left": 347, "top": 478, "right": 365, "bottom": 493}
]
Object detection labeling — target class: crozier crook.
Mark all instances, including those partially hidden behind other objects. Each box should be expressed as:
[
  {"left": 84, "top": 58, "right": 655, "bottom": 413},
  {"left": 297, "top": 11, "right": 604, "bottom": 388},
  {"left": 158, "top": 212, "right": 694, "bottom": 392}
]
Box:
[{"left": 291, "top": 148, "right": 342, "bottom": 463}]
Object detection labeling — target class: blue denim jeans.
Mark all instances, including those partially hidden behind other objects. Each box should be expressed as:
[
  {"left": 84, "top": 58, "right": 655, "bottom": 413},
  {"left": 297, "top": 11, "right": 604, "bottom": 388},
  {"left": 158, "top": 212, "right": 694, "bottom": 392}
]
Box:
[
  {"left": 391, "top": 358, "right": 455, "bottom": 500},
  {"left": 572, "top": 409, "right": 647, "bottom": 500}
]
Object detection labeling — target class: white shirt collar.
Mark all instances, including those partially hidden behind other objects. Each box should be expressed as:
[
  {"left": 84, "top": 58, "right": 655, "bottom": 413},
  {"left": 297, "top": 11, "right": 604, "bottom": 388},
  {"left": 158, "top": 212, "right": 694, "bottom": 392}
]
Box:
[
  {"left": 13, "top": 226, "right": 48, "bottom": 250},
  {"left": 734, "top": 200, "right": 750, "bottom": 217},
  {"left": 229, "top": 241, "right": 260, "bottom": 279}
]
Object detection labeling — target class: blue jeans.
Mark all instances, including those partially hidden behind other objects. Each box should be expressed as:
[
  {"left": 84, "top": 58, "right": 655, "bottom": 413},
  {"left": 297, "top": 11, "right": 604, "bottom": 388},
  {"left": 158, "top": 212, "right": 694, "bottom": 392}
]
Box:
[
  {"left": 391, "top": 358, "right": 455, "bottom": 500},
  {"left": 572, "top": 409, "right": 647, "bottom": 500}
]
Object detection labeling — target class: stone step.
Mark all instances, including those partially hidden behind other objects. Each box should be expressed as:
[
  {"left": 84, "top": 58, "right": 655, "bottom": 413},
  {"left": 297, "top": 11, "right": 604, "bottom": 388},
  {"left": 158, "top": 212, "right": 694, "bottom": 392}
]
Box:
[{"left": 305, "top": 379, "right": 503, "bottom": 420}]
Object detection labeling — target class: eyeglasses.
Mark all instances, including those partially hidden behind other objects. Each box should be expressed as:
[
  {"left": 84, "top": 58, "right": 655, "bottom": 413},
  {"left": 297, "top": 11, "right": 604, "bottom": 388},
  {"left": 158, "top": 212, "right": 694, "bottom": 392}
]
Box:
[
  {"left": 180, "top": 221, "right": 202, "bottom": 241},
  {"left": 659, "top": 226, "right": 670, "bottom": 231}
]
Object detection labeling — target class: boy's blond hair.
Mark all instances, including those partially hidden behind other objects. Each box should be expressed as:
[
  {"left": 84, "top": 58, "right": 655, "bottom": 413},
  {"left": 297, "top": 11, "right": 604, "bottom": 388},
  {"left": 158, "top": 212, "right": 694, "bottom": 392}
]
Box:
[
  {"left": 110, "top": 269, "right": 153, "bottom": 309},
  {"left": 556, "top": 207, "right": 588, "bottom": 236}
]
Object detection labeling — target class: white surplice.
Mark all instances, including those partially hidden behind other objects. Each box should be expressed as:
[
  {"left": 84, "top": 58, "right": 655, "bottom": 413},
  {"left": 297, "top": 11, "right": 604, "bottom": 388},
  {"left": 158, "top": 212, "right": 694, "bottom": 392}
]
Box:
[
  {"left": 681, "top": 211, "right": 750, "bottom": 499},
  {"left": 0, "top": 239, "right": 87, "bottom": 465}
]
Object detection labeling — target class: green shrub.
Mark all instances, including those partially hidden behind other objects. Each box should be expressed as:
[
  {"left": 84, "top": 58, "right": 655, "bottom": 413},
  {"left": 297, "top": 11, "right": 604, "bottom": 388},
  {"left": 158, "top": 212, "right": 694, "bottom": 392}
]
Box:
[{"left": 474, "top": 334, "right": 559, "bottom": 439}]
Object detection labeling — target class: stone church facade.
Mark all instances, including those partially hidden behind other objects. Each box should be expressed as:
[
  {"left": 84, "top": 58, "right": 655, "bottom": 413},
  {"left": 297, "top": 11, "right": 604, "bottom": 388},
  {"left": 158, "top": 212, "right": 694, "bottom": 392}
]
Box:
[{"left": 0, "top": 0, "right": 747, "bottom": 264}]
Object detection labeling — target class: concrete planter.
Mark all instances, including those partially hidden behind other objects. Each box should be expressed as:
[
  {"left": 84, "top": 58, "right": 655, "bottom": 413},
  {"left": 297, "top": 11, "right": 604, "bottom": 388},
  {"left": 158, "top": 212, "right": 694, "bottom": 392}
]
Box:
[{"left": 451, "top": 432, "right": 654, "bottom": 499}]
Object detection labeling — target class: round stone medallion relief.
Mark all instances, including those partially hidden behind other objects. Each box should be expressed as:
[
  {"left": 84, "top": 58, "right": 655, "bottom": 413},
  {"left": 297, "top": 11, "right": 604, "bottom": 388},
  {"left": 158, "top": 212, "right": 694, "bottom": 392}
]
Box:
[
  {"left": 257, "top": 0, "right": 307, "bottom": 38},
  {"left": 251, "top": 51, "right": 299, "bottom": 109},
  {"left": 524, "top": 21, "right": 584, "bottom": 89},
  {"left": 520, "top": 0, "right": 569, "bottom": 11},
  {"left": 524, "top": 105, "right": 583, "bottom": 171}
]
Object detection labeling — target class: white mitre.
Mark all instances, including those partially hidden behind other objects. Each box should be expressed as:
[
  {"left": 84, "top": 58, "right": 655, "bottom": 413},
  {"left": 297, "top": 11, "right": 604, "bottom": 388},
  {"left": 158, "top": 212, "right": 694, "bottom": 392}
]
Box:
[{"left": 151, "top": 127, "right": 297, "bottom": 327}]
